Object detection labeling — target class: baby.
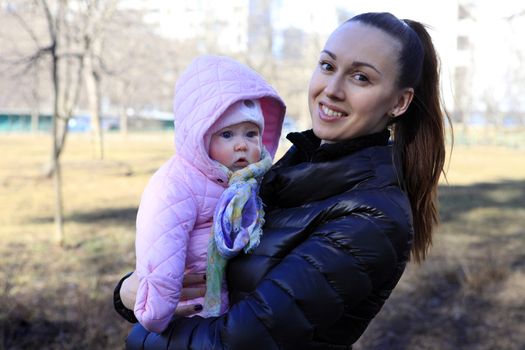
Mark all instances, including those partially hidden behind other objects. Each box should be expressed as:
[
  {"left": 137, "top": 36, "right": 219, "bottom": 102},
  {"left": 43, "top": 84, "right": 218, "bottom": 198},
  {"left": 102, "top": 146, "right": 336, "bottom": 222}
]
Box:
[{"left": 114, "top": 55, "right": 285, "bottom": 333}]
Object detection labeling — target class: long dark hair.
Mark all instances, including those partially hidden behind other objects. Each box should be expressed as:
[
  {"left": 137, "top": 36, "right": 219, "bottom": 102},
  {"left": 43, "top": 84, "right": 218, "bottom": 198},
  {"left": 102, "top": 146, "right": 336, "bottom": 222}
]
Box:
[{"left": 349, "top": 12, "right": 450, "bottom": 263}]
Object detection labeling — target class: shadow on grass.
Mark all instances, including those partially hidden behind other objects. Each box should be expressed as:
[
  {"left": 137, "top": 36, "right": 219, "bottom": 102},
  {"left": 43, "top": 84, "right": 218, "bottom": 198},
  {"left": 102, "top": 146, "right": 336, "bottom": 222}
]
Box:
[
  {"left": 438, "top": 179, "right": 525, "bottom": 221},
  {"left": 0, "top": 289, "right": 130, "bottom": 350},
  {"left": 439, "top": 179, "right": 525, "bottom": 267},
  {"left": 359, "top": 263, "right": 523, "bottom": 350},
  {"left": 68, "top": 207, "right": 138, "bottom": 225},
  {"left": 31, "top": 207, "right": 137, "bottom": 227},
  {"left": 2, "top": 315, "right": 75, "bottom": 349}
]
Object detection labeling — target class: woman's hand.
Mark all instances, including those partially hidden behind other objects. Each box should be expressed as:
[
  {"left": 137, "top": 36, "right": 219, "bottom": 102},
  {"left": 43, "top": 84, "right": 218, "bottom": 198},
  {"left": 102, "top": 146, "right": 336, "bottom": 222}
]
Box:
[
  {"left": 175, "top": 273, "right": 206, "bottom": 317},
  {"left": 120, "top": 272, "right": 206, "bottom": 317}
]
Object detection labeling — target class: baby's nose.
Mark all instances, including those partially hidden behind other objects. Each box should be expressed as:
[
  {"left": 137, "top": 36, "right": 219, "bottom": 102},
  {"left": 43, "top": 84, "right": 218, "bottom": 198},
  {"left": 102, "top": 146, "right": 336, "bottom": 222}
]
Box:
[{"left": 234, "top": 139, "right": 248, "bottom": 151}]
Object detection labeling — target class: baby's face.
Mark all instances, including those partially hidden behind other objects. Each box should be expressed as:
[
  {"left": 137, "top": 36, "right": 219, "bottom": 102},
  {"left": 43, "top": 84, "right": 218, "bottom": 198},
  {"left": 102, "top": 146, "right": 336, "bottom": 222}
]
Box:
[{"left": 209, "top": 121, "right": 262, "bottom": 171}]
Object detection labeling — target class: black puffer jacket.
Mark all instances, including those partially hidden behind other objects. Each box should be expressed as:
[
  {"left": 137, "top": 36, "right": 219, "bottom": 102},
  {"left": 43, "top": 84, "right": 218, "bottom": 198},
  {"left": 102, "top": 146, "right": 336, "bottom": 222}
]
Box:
[{"left": 123, "top": 130, "right": 413, "bottom": 350}]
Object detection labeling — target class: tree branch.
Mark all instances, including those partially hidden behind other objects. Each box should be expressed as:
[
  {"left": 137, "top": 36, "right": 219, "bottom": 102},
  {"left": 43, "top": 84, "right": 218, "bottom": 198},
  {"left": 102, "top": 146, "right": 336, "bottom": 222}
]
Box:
[{"left": 9, "top": 4, "right": 43, "bottom": 49}]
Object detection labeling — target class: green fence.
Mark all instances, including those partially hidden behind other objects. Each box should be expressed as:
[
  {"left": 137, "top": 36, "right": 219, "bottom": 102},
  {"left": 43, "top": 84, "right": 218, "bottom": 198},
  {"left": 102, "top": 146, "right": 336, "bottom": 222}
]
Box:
[{"left": 0, "top": 113, "right": 52, "bottom": 132}]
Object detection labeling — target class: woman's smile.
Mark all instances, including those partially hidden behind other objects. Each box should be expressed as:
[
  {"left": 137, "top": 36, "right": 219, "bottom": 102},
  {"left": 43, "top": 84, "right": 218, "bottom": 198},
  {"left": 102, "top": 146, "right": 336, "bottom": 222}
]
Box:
[{"left": 319, "top": 102, "right": 348, "bottom": 121}]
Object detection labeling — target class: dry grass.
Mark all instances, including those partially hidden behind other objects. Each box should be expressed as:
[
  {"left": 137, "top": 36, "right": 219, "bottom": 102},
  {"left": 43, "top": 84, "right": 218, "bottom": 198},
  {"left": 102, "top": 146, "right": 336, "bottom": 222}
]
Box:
[{"left": 1, "top": 132, "right": 525, "bottom": 349}]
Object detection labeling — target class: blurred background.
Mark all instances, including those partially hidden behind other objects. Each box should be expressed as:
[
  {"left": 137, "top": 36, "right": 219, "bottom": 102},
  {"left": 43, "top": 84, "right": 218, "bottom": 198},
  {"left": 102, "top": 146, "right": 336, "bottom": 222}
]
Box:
[{"left": 1, "top": 0, "right": 524, "bottom": 349}]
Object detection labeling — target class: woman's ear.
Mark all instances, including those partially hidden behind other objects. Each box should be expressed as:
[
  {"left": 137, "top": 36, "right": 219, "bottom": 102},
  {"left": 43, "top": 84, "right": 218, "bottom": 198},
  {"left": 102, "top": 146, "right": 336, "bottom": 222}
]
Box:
[{"left": 389, "top": 87, "right": 414, "bottom": 118}]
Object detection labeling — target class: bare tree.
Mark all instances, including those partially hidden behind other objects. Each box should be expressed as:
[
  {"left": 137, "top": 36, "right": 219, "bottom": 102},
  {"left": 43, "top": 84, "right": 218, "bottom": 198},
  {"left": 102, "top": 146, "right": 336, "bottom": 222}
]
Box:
[
  {"left": 453, "top": 2, "right": 477, "bottom": 133},
  {"left": 4, "top": 0, "right": 119, "bottom": 244},
  {"left": 246, "top": 0, "right": 275, "bottom": 79},
  {"left": 504, "top": 9, "right": 525, "bottom": 127},
  {"left": 80, "top": 0, "right": 118, "bottom": 159},
  {"left": 41, "top": 0, "right": 85, "bottom": 245}
]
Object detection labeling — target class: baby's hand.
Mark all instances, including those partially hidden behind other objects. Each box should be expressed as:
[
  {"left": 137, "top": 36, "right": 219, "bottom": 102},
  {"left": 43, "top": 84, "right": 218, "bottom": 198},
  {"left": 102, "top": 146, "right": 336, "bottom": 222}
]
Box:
[{"left": 121, "top": 271, "right": 139, "bottom": 309}]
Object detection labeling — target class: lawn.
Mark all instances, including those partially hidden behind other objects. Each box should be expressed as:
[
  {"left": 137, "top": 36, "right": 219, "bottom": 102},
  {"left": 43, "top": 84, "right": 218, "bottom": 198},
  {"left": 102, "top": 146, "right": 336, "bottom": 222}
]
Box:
[{"left": 1, "top": 132, "right": 524, "bottom": 349}]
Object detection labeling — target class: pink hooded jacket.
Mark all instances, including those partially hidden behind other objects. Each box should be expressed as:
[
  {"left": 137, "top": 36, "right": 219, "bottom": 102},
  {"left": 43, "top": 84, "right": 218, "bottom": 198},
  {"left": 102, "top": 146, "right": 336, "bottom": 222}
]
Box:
[{"left": 134, "top": 55, "right": 286, "bottom": 333}]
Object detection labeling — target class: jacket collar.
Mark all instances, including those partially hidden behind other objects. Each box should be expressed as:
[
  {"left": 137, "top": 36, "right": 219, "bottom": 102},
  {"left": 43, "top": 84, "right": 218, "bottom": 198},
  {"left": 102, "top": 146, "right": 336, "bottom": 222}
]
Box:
[
  {"left": 286, "top": 129, "right": 390, "bottom": 162},
  {"left": 260, "top": 129, "right": 393, "bottom": 208}
]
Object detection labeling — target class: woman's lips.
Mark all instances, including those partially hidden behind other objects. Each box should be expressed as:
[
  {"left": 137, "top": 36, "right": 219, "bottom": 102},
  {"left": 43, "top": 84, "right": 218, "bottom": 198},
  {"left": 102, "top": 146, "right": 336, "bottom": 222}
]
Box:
[{"left": 319, "top": 103, "right": 348, "bottom": 122}]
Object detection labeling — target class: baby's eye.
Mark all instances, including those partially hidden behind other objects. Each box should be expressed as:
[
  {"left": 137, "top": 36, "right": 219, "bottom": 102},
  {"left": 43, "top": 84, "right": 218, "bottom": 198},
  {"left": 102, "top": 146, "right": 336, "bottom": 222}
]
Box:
[
  {"left": 246, "top": 130, "right": 259, "bottom": 138},
  {"left": 319, "top": 60, "right": 334, "bottom": 72},
  {"left": 220, "top": 131, "right": 233, "bottom": 138}
]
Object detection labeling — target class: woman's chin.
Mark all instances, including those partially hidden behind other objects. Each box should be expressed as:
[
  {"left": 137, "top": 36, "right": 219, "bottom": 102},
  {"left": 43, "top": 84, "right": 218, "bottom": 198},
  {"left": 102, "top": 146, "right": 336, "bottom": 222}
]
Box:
[{"left": 312, "top": 123, "right": 339, "bottom": 143}]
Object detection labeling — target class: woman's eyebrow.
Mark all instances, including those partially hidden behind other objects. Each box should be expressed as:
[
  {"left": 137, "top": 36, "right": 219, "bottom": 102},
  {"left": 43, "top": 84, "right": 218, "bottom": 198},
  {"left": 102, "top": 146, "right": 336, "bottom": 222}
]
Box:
[
  {"left": 321, "top": 49, "right": 337, "bottom": 60},
  {"left": 352, "top": 61, "right": 382, "bottom": 75},
  {"left": 321, "top": 49, "right": 382, "bottom": 76}
]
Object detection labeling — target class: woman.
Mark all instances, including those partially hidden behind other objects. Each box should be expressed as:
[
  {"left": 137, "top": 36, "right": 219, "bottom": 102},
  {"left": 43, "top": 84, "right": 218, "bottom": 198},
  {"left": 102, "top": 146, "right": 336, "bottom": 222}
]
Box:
[{"left": 116, "top": 12, "right": 448, "bottom": 349}]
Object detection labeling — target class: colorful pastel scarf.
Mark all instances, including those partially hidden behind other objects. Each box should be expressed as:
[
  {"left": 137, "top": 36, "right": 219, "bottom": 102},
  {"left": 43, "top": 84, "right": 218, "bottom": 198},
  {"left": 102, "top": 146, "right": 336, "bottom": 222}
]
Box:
[{"left": 203, "top": 148, "right": 272, "bottom": 316}]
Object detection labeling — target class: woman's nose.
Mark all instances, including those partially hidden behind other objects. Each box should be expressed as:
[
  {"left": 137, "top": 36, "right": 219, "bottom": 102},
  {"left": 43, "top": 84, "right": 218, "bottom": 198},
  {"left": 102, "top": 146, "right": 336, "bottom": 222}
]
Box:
[{"left": 325, "top": 75, "right": 345, "bottom": 100}]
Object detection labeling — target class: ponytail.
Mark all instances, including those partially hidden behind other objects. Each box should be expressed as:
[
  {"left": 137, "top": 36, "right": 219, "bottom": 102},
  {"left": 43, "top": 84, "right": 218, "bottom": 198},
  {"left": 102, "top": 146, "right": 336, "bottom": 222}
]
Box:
[{"left": 393, "top": 20, "right": 448, "bottom": 263}]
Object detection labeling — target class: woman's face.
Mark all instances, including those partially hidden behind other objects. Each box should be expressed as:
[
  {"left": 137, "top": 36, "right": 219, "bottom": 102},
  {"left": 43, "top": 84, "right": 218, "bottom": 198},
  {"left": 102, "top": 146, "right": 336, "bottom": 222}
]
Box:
[{"left": 308, "top": 21, "right": 412, "bottom": 142}]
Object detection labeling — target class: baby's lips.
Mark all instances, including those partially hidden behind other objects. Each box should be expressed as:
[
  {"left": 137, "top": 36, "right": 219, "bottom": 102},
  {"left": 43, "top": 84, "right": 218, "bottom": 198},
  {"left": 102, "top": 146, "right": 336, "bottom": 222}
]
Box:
[{"left": 234, "top": 158, "right": 248, "bottom": 166}]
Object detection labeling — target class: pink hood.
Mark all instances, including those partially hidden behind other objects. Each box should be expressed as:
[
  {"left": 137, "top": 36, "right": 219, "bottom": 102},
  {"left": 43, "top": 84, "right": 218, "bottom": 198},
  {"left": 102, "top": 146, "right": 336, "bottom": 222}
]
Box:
[
  {"left": 173, "top": 55, "right": 286, "bottom": 184},
  {"left": 134, "top": 55, "right": 285, "bottom": 333}
]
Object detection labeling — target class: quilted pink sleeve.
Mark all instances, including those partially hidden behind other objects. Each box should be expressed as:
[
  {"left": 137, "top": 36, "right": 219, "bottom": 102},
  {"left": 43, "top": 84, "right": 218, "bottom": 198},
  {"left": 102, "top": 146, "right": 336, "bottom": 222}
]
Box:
[{"left": 133, "top": 167, "right": 198, "bottom": 333}]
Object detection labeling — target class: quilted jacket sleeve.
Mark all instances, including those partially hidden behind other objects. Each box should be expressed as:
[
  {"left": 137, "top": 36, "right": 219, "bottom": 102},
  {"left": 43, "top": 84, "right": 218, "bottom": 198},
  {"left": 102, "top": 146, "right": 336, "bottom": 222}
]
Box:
[
  {"left": 133, "top": 167, "right": 198, "bottom": 334},
  {"left": 125, "top": 211, "right": 400, "bottom": 349}
]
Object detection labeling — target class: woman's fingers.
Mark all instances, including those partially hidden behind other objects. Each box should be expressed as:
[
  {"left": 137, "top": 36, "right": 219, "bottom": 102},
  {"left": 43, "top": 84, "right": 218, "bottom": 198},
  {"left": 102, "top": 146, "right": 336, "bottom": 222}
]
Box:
[
  {"left": 182, "top": 273, "right": 206, "bottom": 286},
  {"left": 180, "top": 274, "right": 206, "bottom": 301},
  {"left": 179, "top": 287, "right": 206, "bottom": 301},
  {"left": 174, "top": 304, "right": 203, "bottom": 317}
]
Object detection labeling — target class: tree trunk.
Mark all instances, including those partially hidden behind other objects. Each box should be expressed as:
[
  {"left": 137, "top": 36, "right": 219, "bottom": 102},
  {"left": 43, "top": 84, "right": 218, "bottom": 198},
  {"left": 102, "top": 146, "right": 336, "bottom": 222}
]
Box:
[
  {"left": 84, "top": 53, "right": 104, "bottom": 159},
  {"left": 42, "top": 117, "right": 68, "bottom": 178},
  {"left": 31, "top": 66, "right": 41, "bottom": 133},
  {"left": 52, "top": 113, "right": 65, "bottom": 246},
  {"left": 51, "top": 46, "right": 65, "bottom": 245},
  {"left": 31, "top": 108, "right": 39, "bottom": 133},
  {"left": 119, "top": 106, "right": 128, "bottom": 136}
]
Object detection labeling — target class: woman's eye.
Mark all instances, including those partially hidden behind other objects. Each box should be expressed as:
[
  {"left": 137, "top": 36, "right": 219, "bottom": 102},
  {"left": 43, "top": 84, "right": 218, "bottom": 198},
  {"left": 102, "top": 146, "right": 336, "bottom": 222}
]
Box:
[
  {"left": 353, "top": 73, "right": 369, "bottom": 83},
  {"left": 220, "top": 131, "right": 233, "bottom": 138},
  {"left": 319, "top": 60, "right": 334, "bottom": 72}
]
